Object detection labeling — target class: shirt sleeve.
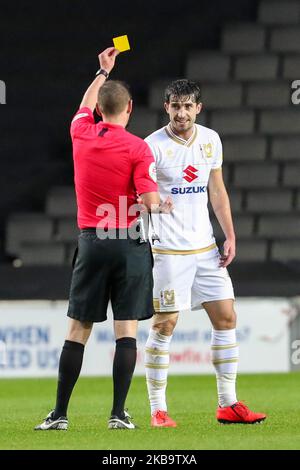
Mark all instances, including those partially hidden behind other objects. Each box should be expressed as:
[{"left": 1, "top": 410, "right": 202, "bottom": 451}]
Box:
[
  {"left": 144, "top": 137, "right": 158, "bottom": 163},
  {"left": 212, "top": 132, "right": 223, "bottom": 170},
  {"left": 133, "top": 141, "right": 158, "bottom": 194},
  {"left": 70, "top": 107, "right": 95, "bottom": 139}
]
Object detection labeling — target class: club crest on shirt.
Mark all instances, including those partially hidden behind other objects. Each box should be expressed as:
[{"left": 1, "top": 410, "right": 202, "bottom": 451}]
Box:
[
  {"left": 203, "top": 143, "right": 213, "bottom": 158},
  {"left": 160, "top": 289, "right": 175, "bottom": 307},
  {"left": 166, "top": 149, "right": 174, "bottom": 157},
  {"left": 149, "top": 162, "right": 157, "bottom": 182}
]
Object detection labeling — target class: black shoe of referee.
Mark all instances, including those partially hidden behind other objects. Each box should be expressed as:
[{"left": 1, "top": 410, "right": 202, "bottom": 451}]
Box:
[
  {"left": 34, "top": 410, "right": 68, "bottom": 431},
  {"left": 108, "top": 410, "right": 137, "bottom": 429}
]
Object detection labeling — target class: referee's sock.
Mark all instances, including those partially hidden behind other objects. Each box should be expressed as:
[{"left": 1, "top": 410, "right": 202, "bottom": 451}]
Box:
[
  {"left": 111, "top": 337, "right": 137, "bottom": 419},
  {"left": 53, "top": 340, "right": 85, "bottom": 419}
]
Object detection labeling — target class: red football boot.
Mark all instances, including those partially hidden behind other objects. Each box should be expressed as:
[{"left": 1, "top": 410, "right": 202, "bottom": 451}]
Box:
[
  {"left": 151, "top": 410, "right": 177, "bottom": 428},
  {"left": 217, "top": 401, "right": 266, "bottom": 424}
]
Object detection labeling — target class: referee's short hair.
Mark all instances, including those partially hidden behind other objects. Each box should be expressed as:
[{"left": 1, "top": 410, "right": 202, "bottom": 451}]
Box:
[{"left": 98, "top": 80, "right": 132, "bottom": 116}]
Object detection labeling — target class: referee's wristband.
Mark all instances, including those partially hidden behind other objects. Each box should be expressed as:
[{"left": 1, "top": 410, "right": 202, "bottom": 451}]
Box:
[{"left": 95, "top": 68, "right": 109, "bottom": 79}]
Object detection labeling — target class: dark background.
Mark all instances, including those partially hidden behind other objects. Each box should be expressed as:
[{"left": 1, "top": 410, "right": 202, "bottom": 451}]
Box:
[
  {"left": 0, "top": 0, "right": 258, "bottom": 238},
  {"left": 2, "top": 0, "right": 300, "bottom": 298}
]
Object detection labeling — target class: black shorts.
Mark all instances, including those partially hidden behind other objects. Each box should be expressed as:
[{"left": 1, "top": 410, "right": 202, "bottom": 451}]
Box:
[{"left": 67, "top": 229, "right": 154, "bottom": 323}]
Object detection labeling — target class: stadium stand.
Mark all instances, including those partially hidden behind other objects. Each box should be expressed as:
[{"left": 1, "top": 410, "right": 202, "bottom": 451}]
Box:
[
  {"left": 183, "top": 0, "right": 300, "bottom": 275},
  {"left": 1, "top": 0, "right": 300, "bottom": 298}
]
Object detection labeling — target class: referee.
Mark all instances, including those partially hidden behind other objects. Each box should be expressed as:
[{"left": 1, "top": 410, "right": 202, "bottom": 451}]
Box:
[{"left": 35, "top": 47, "right": 169, "bottom": 430}]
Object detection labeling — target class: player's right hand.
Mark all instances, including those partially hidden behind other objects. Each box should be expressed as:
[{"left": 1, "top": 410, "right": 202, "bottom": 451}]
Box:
[
  {"left": 98, "top": 47, "right": 120, "bottom": 73},
  {"left": 219, "top": 238, "right": 236, "bottom": 268}
]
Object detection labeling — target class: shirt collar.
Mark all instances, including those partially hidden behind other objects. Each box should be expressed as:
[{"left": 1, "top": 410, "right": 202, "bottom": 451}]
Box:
[{"left": 166, "top": 123, "right": 197, "bottom": 146}]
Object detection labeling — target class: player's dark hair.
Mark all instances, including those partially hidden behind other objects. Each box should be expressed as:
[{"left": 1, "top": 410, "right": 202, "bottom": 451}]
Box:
[
  {"left": 98, "top": 80, "right": 132, "bottom": 116},
  {"left": 164, "top": 79, "right": 201, "bottom": 104}
]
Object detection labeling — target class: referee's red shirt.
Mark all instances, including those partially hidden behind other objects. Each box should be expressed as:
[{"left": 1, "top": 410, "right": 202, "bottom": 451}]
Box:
[{"left": 70, "top": 107, "right": 158, "bottom": 229}]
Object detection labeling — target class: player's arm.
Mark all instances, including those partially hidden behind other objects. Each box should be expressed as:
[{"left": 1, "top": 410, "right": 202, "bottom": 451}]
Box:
[
  {"left": 134, "top": 141, "right": 173, "bottom": 213},
  {"left": 79, "top": 47, "right": 120, "bottom": 111},
  {"left": 208, "top": 169, "right": 236, "bottom": 267},
  {"left": 139, "top": 193, "right": 173, "bottom": 213},
  {"left": 139, "top": 192, "right": 160, "bottom": 211}
]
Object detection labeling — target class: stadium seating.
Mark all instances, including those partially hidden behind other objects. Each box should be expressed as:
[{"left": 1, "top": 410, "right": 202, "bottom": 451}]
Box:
[
  {"left": 272, "top": 240, "right": 300, "bottom": 261},
  {"left": 3, "top": 0, "right": 300, "bottom": 273},
  {"left": 260, "top": 110, "right": 300, "bottom": 134},
  {"left": 46, "top": 187, "right": 77, "bottom": 218},
  {"left": 282, "top": 164, "right": 300, "bottom": 187},
  {"left": 203, "top": 0, "right": 300, "bottom": 264},
  {"left": 148, "top": 80, "right": 175, "bottom": 110},
  {"left": 234, "top": 55, "right": 279, "bottom": 81},
  {"left": 270, "top": 27, "right": 300, "bottom": 52},
  {"left": 258, "top": 1, "right": 300, "bottom": 25},
  {"left": 19, "top": 241, "right": 66, "bottom": 266},
  {"left": 186, "top": 52, "right": 231, "bottom": 82},
  {"left": 210, "top": 110, "right": 255, "bottom": 135},
  {"left": 233, "top": 163, "right": 279, "bottom": 188},
  {"left": 258, "top": 215, "right": 300, "bottom": 238},
  {"left": 6, "top": 213, "right": 53, "bottom": 257},
  {"left": 221, "top": 24, "right": 266, "bottom": 53},
  {"left": 227, "top": 190, "right": 243, "bottom": 213},
  {"left": 223, "top": 137, "right": 267, "bottom": 161},
  {"left": 271, "top": 137, "right": 300, "bottom": 160},
  {"left": 283, "top": 56, "right": 300, "bottom": 79},
  {"left": 246, "top": 190, "right": 293, "bottom": 213},
  {"left": 128, "top": 108, "right": 159, "bottom": 139},
  {"left": 56, "top": 218, "right": 78, "bottom": 243},
  {"left": 200, "top": 83, "right": 243, "bottom": 109},
  {"left": 246, "top": 83, "right": 290, "bottom": 108},
  {"left": 235, "top": 240, "right": 268, "bottom": 262},
  {"left": 212, "top": 214, "right": 254, "bottom": 240}
]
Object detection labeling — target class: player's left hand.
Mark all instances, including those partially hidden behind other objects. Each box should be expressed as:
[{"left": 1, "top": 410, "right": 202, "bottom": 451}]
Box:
[
  {"left": 158, "top": 196, "right": 174, "bottom": 214},
  {"left": 219, "top": 238, "right": 236, "bottom": 268},
  {"left": 135, "top": 194, "right": 174, "bottom": 214}
]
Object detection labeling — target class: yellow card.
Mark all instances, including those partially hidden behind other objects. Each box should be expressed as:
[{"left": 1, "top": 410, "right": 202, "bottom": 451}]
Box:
[{"left": 113, "top": 35, "right": 130, "bottom": 52}]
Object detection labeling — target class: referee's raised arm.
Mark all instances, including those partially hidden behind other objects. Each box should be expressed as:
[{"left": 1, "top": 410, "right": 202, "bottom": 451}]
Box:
[{"left": 80, "top": 47, "right": 120, "bottom": 111}]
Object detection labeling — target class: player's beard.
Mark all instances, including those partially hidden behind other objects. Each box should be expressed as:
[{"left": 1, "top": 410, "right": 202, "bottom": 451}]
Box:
[{"left": 172, "top": 118, "right": 194, "bottom": 136}]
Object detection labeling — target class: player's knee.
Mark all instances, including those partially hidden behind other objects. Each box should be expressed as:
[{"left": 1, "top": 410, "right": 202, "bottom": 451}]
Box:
[
  {"left": 153, "top": 318, "right": 177, "bottom": 335},
  {"left": 219, "top": 310, "right": 236, "bottom": 329}
]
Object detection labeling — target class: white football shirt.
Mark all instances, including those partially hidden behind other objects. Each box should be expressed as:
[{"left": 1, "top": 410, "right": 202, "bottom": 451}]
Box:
[{"left": 145, "top": 123, "right": 223, "bottom": 252}]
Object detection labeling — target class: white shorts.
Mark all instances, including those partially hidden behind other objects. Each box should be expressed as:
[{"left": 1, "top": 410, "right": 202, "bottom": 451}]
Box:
[{"left": 153, "top": 247, "right": 235, "bottom": 313}]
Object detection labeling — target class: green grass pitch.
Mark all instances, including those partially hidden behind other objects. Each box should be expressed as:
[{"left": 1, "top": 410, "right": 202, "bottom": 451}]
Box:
[{"left": 0, "top": 373, "right": 299, "bottom": 450}]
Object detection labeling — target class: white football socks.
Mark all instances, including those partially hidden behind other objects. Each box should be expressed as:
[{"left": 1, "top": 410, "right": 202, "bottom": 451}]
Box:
[
  {"left": 211, "top": 328, "right": 239, "bottom": 408},
  {"left": 145, "top": 329, "right": 172, "bottom": 415}
]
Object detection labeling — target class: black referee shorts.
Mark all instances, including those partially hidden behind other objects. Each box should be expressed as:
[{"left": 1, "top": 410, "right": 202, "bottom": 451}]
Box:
[{"left": 67, "top": 229, "right": 154, "bottom": 323}]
